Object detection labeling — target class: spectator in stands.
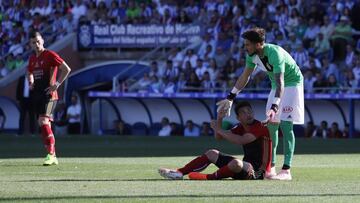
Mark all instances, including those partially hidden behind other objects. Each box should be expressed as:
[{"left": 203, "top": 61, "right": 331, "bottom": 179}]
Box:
[
  {"left": 331, "top": 16, "right": 353, "bottom": 62},
  {"left": 85, "top": 1, "right": 97, "bottom": 23},
  {"left": 195, "top": 59, "right": 207, "bottom": 79},
  {"left": 0, "top": 61, "right": 6, "bottom": 78},
  {"left": 304, "top": 70, "right": 316, "bottom": 93},
  {"left": 201, "top": 71, "right": 214, "bottom": 93},
  {"left": 352, "top": 56, "right": 360, "bottom": 81},
  {"left": 182, "top": 49, "right": 198, "bottom": 69},
  {"left": 169, "top": 47, "right": 184, "bottom": 69},
  {"left": 126, "top": 0, "right": 141, "bottom": 23},
  {"left": 107, "top": 1, "right": 120, "bottom": 23},
  {"left": 285, "top": 8, "right": 300, "bottom": 33},
  {"left": 53, "top": 101, "right": 67, "bottom": 136},
  {"left": 200, "top": 121, "right": 213, "bottom": 136},
  {"left": 163, "top": 60, "right": 179, "bottom": 82},
  {"left": 185, "top": 71, "right": 201, "bottom": 92},
  {"left": 62, "top": 13, "right": 76, "bottom": 34},
  {"left": 313, "top": 120, "right": 330, "bottom": 138},
  {"left": 304, "top": 121, "right": 316, "bottom": 138},
  {"left": 291, "top": 43, "right": 309, "bottom": 70},
  {"left": 303, "top": 18, "right": 320, "bottom": 47},
  {"left": 314, "top": 33, "right": 331, "bottom": 59},
  {"left": 16, "top": 76, "right": 36, "bottom": 136},
  {"left": 320, "top": 15, "right": 335, "bottom": 41},
  {"left": 66, "top": 95, "right": 81, "bottom": 135},
  {"left": 113, "top": 119, "right": 130, "bottom": 136},
  {"left": 342, "top": 123, "right": 350, "bottom": 138},
  {"left": 161, "top": 77, "right": 176, "bottom": 93},
  {"left": 345, "top": 44, "right": 355, "bottom": 68},
  {"left": 169, "top": 122, "right": 182, "bottom": 136},
  {"left": 184, "top": 120, "right": 200, "bottom": 137},
  {"left": 72, "top": 0, "right": 87, "bottom": 25},
  {"left": 177, "top": 10, "right": 191, "bottom": 23},
  {"left": 213, "top": 46, "right": 229, "bottom": 69},
  {"left": 149, "top": 61, "right": 161, "bottom": 78},
  {"left": 149, "top": 75, "right": 161, "bottom": 93},
  {"left": 8, "top": 38, "right": 23, "bottom": 57},
  {"left": 159, "top": 117, "right": 171, "bottom": 136},
  {"left": 313, "top": 72, "right": 327, "bottom": 93},
  {"left": 133, "top": 73, "right": 152, "bottom": 92},
  {"left": 326, "top": 74, "right": 340, "bottom": 93},
  {"left": 198, "top": 33, "right": 217, "bottom": 60},
  {"left": 217, "top": 32, "right": 232, "bottom": 52},
  {"left": 321, "top": 57, "right": 339, "bottom": 81},
  {"left": 329, "top": 122, "right": 343, "bottom": 138},
  {"left": 206, "top": 58, "right": 218, "bottom": 81},
  {"left": 342, "top": 69, "right": 358, "bottom": 93}
]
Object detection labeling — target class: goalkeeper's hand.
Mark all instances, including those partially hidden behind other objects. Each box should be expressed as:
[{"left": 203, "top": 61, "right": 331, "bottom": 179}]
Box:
[{"left": 216, "top": 99, "right": 233, "bottom": 117}]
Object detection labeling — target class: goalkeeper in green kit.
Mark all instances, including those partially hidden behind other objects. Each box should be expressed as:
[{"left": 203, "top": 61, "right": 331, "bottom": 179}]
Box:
[{"left": 217, "top": 27, "right": 304, "bottom": 180}]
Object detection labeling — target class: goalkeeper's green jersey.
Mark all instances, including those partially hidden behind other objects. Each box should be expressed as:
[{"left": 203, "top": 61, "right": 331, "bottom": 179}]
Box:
[{"left": 245, "top": 43, "right": 303, "bottom": 89}]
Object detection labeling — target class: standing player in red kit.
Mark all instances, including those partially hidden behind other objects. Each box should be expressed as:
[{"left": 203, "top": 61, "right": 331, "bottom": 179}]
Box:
[
  {"left": 27, "top": 31, "right": 71, "bottom": 166},
  {"left": 159, "top": 101, "right": 272, "bottom": 180}
]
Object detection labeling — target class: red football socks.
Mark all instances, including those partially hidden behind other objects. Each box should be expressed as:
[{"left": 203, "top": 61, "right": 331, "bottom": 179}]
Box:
[
  {"left": 188, "top": 166, "right": 235, "bottom": 180},
  {"left": 206, "top": 165, "right": 235, "bottom": 180},
  {"left": 41, "top": 124, "right": 56, "bottom": 155},
  {"left": 178, "top": 154, "right": 210, "bottom": 175}
]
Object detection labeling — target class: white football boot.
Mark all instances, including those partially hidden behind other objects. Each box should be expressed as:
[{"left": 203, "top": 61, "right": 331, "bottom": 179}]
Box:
[
  {"left": 269, "top": 169, "right": 292, "bottom": 181},
  {"left": 158, "top": 168, "right": 183, "bottom": 180}
]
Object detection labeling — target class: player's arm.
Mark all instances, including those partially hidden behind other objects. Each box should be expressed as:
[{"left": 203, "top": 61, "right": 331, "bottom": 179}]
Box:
[
  {"left": 264, "top": 50, "right": 286, "bottom": 123},
  {"left": 27, "top": 71, "right": 34, "bottom": 90},
  {"left": 216, "top": 67, "right": 254, "bottom": 116},
  {"left": 56, "top": 61, "right": 71, "bottom": 87},
  {"left": 211, "top": 109, "right": 257, "bottom": 145},
  {"left": 45, "top": 61, "right": 71, "bottom": 94},
  {"left": 271, "top": 72, "right": 284, "bottom": 112}
]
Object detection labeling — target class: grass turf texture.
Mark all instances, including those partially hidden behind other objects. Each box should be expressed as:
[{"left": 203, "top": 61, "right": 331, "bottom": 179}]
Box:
[{"left": 0, "top": 136, "right": 359, "bottom": 202}]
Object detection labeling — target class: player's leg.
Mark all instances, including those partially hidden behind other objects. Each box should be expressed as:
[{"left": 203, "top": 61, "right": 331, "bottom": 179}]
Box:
[
  {"left": 38, "top": 100, "right": 58, "bottom": 166},
  {"left": 159, "top": 149, "right": 218, "bottom": 179},
  {"left": 270, "top": 85, "right": 303, "bottom": 180},
  {"left": 265, "top": 90, "right": 279, "bottom": 177},
  {"left": 188, "top": 152, "right": 237, "bottom": 180}
]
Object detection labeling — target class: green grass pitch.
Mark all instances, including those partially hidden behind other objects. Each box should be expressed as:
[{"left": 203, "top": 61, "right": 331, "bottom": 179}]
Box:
[{"left": 0, "top": 136, "right": 359, "bottom": 202}]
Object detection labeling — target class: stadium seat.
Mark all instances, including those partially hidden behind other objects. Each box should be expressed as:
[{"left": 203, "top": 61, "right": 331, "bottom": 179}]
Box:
[
  {"left": 131, "top": 122, "right": 148, "bottom": 136},
  {"left": 294, "top": 125, "right": 305, "bottom": 137},
  {"left": 149, "top": 122, "right": 162, "bottom": 136}
]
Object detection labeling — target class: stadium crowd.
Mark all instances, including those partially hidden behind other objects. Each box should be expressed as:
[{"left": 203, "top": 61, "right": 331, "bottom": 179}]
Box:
[
  {"left": 1, "top": 0, "right": 360, "bottom": 137},
  {"left": 1, "top": 0, "right": 360, "bottom": 93}
]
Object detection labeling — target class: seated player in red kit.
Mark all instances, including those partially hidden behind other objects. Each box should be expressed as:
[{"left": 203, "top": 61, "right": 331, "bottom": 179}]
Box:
[{"left": 159, "top": 101, "right": 272, "bottom": 180}]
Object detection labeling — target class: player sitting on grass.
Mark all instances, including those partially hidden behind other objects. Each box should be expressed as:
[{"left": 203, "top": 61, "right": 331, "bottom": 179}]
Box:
[{"left": 159, "top": 101, "right": 272, "bottom": 180}]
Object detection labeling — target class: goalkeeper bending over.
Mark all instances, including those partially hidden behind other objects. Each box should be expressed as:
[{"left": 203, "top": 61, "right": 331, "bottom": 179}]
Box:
[
  {"left": 159, "top": 101, "right": 272, "bottom": 180},
  {"left": 217, "top": 27, "right": 304, "bottom": 180}
]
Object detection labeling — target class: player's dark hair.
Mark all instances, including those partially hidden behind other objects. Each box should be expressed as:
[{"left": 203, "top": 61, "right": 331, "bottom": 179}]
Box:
[
  {"left": 234, "top": 101, "right": 252, "bottom": 115},
  {"left": 29, "top": 31, "right": 42, "bottom": 39},
  {"left": 241, "top": 27, "right": 266, "bottom": 43}
]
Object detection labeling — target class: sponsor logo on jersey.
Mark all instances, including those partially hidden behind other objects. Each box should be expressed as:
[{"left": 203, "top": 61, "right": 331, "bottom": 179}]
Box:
[{"left": 283, "top": 106, "right": 293, "bottom": 113}]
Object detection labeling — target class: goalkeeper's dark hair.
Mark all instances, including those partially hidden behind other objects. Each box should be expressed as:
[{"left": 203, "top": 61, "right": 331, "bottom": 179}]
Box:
[
  {"left": 241, "top": 27, "right": 266, "bottom": 43},
  {"left": 29, "top": 30, "right": 42, "bottom": 39},
  {"left": 234, "top": 101, "right": 252, "bottom": 115}
]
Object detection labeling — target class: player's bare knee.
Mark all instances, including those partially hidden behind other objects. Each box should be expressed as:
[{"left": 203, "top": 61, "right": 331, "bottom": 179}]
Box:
[
  {"left": 228, "top": 159, "right": 243, "bottom": 172},
  {"left": 38, "top": 117, "right": 49, "bottom": 126},
  {"left": 205, "top": 149, "right": 219, "bottom": 163}
]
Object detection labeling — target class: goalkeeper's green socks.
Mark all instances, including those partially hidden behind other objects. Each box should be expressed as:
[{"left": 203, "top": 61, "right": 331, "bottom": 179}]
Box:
[
  {"left": 267, "top": 123, "right": 279, "bottom": 166},
  {"left": 280, "top": 121, "right": 295, "bottom": 168}
]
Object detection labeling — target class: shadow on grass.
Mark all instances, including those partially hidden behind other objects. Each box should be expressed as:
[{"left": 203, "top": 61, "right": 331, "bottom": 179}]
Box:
[
  {"left": 15, "top": 179, "right": 174, "bottom": 182},
  {"left": 1, "top": 194, "right": 360, "bottom": 201}
]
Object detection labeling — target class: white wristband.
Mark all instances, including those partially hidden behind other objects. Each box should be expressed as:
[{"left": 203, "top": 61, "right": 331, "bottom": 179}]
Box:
[
  {"left": 55, "top": 81, "right": 61, "bottom": 88},
  {"left": 230, "top": 87, "right": 240, "bottom": 94},
  {"left": 273, "top": 97, "right": 281, "bottom": 105}
]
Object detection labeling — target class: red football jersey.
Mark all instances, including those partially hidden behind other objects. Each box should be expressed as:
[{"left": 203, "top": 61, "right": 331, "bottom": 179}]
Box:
[
  {"left": 231, "top": 120, "right": 272, "bottom": 172},
  {"left": 28, "top": 50, "right": 64, "bottom": 100}
]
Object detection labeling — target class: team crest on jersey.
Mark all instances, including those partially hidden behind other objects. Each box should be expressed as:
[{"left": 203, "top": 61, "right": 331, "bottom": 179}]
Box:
[{"left": 283, "top": 106, "right": 293, "bottom": 113}]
